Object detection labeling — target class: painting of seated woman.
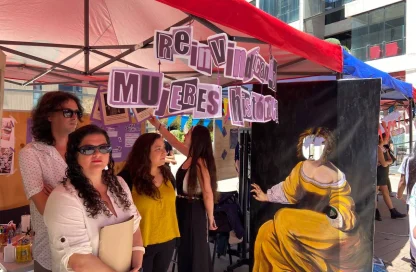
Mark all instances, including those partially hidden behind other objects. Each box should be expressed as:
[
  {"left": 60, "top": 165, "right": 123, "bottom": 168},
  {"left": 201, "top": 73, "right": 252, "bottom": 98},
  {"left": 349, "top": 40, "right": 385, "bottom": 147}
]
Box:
[{"left": 251, "top": 127, "right": 370, "bottom": 272}]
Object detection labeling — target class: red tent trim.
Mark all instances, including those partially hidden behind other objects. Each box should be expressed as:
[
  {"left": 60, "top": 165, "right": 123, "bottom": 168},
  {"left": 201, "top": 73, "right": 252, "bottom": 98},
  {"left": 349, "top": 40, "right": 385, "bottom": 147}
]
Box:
[{"left": 157, "top": 0, "right": 343, "bottom": 73}]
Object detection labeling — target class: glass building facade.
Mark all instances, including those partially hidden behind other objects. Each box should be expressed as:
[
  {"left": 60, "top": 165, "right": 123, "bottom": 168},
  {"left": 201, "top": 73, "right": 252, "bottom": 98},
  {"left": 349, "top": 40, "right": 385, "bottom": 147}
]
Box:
[
  {"left": 260, "top": 0, "right": 300, "bottom": 23},
  {"left": 351, "top": 2, "right": 406, "bottom": 61}
]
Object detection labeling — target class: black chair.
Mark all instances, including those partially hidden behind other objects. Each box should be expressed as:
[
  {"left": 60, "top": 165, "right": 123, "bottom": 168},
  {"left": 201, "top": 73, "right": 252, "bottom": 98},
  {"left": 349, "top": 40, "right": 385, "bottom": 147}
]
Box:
[
  {"left": 209, "top": 191, "right": 244, "bottom": 268},
  {"left": 171, "top": 191, "right": 243, "bottom": 271}
]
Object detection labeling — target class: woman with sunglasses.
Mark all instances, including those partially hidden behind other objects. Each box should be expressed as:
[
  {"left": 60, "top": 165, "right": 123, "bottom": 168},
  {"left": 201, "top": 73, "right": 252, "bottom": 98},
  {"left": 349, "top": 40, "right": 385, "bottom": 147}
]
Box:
[
  {"left": 44, "top": 125, "right": 144, "bottom": 272},
  {"left": 148, "top": 117, "right": 217, "bottom": 272},
  {"left": 118, "top": 133, "right": 179, "bottom": 272}
]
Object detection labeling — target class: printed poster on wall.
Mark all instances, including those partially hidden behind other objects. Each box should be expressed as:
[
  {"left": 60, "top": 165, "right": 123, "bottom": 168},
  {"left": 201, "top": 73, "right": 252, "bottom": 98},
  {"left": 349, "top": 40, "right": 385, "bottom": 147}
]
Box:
[
  {"left": 91, "top": 120, "right": 141, "bottom": 162},
  {"left": 0, "top": 118, "right": 15, "bottom": 174},
  {"left": 96, "top": 86, "right": 131, "bottom": 126},
  {"left": 229, "top": 128, "right": 238, "bottom": 149},
  {"left": 26, "top": 118, "right": 33, "bottom": 144},
  {"left": 133, "top": 108, "right": 154, "bottom": 124}
]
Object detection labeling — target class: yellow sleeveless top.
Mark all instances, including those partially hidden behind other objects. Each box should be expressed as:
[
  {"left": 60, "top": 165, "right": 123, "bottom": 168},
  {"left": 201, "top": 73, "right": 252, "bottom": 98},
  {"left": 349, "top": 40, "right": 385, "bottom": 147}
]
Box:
[{"left": 131, "top": 180, "right": 180, "bottom": 247}]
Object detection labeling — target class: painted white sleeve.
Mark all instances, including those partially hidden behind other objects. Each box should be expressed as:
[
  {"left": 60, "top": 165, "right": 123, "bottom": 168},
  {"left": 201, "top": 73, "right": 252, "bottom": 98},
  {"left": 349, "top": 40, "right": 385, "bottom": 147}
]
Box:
[{"left": 266, "top": 183, "right": 289, "bottom": 204}]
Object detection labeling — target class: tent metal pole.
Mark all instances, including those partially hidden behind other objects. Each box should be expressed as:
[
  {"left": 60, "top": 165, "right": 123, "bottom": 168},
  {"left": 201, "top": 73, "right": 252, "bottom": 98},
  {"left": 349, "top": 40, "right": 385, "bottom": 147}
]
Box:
[
  {"left": 0, "top": 45, "right": 83, "bottom": 74},
  {"left": 0, "top": 40, "right": 83, "bottom": 49},
  {"left": 191, "top": 15, "right": 228, "bottom": 35},
  {"left": 138, "top": 16, "right": 194, "bottom": 51},
  {"left": 90, "top": 45, "right": 138, "bottom": 50},
  {"left": 90, "top": 49, "right": 147, "bottom": 69},
  {"left": 410, "top": 101, "right": 413, "bottom": 153},
  {"left": 89, "top": 46, "right": 139, "bottom": 74},
  {"left": 23, "top": 66, "right": 91, "bottom": 83},
  {"left": 84, "top": 0, "right": 90, "bottom": 75},
  {"left": 277, "top": 57, "right": 306, "bottom": 69},
  {"left": 276, "top": 71, "right": 336, "bottom": 76},
  {"left": 23, "top": 49, "right": 84, "bottom": 86},
  {"left": 231, "top": 36, "right": 266, "bottom": 44},
  {"left": 5, "top": 80, "right": 24, "bottom": 86},
  {"left": 89, "top": 49, "right": 176, "bottom": 80},
  {"left": 28, "top": 81, "right": 80, "bottom": 86},
  {"left": 89, "top": 15, "right": 194, "bottom": 74},
  {"left": 27, "top": 81, "right": 100, "bottom": 87}
]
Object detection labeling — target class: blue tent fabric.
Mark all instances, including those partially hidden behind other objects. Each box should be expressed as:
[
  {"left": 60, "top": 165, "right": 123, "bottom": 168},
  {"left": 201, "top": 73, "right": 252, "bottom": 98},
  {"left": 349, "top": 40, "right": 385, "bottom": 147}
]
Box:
[
  {"left": 342, "top": 49, "right": 413, "bottom": 98},
  {"left": 180, "top": 116, "right": 189, "bottom": 131},
  {"left": 166, "top": 116, "right": 176, "bottom": 127},
  {"left": 192, "top": 118, "right": 200, "bottom": 127},
  {"left": 203, "top": 119, "right": 211, "bottom": 127}
]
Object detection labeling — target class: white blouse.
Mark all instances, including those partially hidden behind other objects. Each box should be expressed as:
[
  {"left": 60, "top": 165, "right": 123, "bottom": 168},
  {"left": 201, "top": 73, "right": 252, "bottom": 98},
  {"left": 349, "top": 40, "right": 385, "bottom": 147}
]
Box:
[{"left": 43, "top": 176, "right": 141, "bottom": 272}]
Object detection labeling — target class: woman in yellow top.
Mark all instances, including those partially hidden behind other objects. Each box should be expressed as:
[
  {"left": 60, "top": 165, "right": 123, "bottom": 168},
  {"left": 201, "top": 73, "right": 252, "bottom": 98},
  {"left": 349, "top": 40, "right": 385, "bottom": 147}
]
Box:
[
  {"left": 118, "top": 133, "right": 180, "bottom": 272},
  {"left": 251, "top": 127, "right": 368, "bottom": 272}
]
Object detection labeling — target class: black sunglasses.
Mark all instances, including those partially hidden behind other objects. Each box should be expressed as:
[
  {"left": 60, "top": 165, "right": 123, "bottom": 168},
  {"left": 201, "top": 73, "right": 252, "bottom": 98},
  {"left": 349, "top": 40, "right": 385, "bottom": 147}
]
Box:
[
  {"left": 53, "top": 109, "right": 83, "bottom": 118},
  {"left": 78, "top": 144, "right": 112, "bottom": 155}
]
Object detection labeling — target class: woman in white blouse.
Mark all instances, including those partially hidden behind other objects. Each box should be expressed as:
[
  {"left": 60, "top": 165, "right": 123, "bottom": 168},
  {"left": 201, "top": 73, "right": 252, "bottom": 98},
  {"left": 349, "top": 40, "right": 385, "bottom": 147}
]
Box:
[{"left": 44, "top": 125, "right": 144, "bottom": 272}]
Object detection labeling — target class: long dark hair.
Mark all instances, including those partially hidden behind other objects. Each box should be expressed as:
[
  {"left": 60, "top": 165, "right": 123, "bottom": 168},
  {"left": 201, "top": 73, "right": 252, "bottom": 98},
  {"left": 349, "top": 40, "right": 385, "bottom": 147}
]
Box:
[
  {"left": 187, "top": 125, "right": 217, "bottom": 200},
  {"left": 64, "top": 124, "right": 131, "bottom": 218},
  {"left": 407, "top": 146, "right": 416, "bottom": 195},
  {"left": 32, "top": 91, "right": 84, "bottom": 145},
  {"left": 297, "top": 127, "right": 335, "bottom": 163},
  {"left": 122, "top": 133, "right": 175, "bottom": 199}
]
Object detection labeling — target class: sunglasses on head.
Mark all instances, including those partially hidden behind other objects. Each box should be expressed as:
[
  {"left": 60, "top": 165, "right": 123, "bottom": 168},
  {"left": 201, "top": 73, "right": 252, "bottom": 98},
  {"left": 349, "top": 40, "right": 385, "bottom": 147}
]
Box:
[
  {"left": 78, "top": 144, "right": 112, "bottom": 155},
  {"left": 53, "top": 109, "right": 83, "bottom": 118}
]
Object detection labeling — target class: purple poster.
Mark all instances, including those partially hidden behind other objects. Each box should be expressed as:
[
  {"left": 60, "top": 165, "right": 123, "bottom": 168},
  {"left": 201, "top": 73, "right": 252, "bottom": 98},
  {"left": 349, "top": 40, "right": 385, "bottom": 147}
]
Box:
[
  {"left": 26, "top": 118, "right": 33, "bottom": 144},
  {"left": 91, "top": 120, "right": 141, "bottom": 162}
]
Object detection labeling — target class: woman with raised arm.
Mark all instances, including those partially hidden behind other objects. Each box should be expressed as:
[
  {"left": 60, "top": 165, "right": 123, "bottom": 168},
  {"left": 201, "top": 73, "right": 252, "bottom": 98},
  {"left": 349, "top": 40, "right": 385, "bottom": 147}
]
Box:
[
  {"left": 149, "top": 116, "right": 217, "bottom": 272},
  {"left": 44, "top": 125, "right": 144, "bottom": 272}
]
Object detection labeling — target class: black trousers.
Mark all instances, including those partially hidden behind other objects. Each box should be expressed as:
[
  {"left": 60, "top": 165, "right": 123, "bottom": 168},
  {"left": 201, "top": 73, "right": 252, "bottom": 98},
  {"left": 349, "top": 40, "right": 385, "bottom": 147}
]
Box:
[
  {"left": 176, "top": 198, "right": 213, "bottom": 272},
  {"left": 142, "top": 239, "right": 176, "bottom": 272}
]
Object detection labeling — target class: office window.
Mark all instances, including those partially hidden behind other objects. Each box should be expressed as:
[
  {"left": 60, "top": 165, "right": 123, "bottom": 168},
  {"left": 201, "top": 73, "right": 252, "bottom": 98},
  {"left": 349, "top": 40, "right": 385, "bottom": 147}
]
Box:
[
  {"left": 325, "top": 0, "right": 354, "bottom": 11},
  {"left": 59, "top": 85, "right": 83, "bottom": 100},
  {"left": 351, "top": 2, "right": 406, "bottom": 61},
  {"left": 33, "top": 85, "right": 42, "bottom": 107},
  {"left": 304, "top": 0, "right": 324, "bottom": 19},
  {"left": 325, "top": 9, "right": 345, "bottom": 25},
  {"left": 259, "top": 0, "right": 300, "bottom": 23}
]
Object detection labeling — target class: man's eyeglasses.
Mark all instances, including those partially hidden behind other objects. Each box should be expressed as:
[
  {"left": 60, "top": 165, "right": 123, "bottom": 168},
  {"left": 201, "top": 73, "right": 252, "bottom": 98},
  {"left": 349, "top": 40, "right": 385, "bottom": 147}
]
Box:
[
  {"left": 78, "top": 144, "right": 112, "bottom": 155},
  {"left": 53, "top": 109, "right": 83, "bottom": 118}
]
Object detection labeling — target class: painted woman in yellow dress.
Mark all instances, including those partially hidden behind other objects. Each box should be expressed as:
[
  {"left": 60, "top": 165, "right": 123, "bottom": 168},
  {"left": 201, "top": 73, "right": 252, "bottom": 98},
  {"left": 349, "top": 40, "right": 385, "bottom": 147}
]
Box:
[{"left": 251, "top": 127, "right": 368, "bottom": 272}]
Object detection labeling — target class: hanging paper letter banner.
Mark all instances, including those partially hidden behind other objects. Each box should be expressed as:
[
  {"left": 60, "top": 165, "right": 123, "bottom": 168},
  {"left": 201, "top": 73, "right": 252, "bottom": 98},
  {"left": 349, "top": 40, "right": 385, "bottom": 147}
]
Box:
[
  {"left": 105, "top": 25, "right": 281, "bottom": 126},
  {"left": 228, "top": 86, "right": 278, "bottom": 127},
  {"left": 155, "top": 26, "right": 279, "bottom": 92}
]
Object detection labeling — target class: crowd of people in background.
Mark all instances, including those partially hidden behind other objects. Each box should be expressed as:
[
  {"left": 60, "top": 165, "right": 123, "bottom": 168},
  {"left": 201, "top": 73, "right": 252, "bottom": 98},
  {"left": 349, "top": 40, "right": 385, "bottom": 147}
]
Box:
[
  {"left": 19, "top": 91, "right": 218, "bottom": 272},
  {"left": 375, "top": 133, "right": 406, "bottom": 221},
  {"left": 375, "top": 131, "right": 416, "bottom": 272}
]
